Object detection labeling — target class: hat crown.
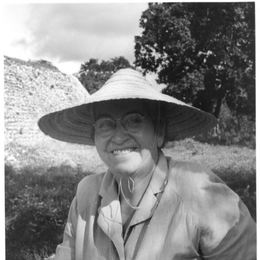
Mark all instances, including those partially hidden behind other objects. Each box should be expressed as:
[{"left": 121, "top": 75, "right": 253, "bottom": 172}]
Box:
[
  {"left": 38, "top": 68, "right": 217, "bottom": 145},
  {"left": 103, "top": 68, "right": 152, "bottom": 89}
]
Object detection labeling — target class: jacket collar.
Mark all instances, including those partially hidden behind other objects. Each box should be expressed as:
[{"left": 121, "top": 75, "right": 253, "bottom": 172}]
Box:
[
  {"left": 128, "top": 152, "right": 169, "bottom": 227},
  {"left": 97, "top": 152, "right": 169, "bottom": 259},
  {"left": 98, "top": 152, "right": 168, "bottom": 198}
]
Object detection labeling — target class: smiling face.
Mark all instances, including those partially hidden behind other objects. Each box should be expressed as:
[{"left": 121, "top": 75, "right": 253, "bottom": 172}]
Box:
[{"left": 93, "top": 100, "right": 164, "bottom": 179}]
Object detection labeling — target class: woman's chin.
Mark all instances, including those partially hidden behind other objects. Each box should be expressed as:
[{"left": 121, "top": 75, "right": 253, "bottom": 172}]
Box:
[
  {"left": 110, "top": 163, "right": 140, "bottom": 177},
  {"left": 105, "top": 151, "right": 156, "bottom": 177},
  {"left": 116, "top": 165, "right": 139, "bottom": 175}
]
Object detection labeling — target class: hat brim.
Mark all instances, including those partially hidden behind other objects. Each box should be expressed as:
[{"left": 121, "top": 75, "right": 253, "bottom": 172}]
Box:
[
  {"left": 38, "top": 96, "right": 217, "bottom": 146},
  {"left": 38, "top": 68, "right": 217, "bottom": 145}
]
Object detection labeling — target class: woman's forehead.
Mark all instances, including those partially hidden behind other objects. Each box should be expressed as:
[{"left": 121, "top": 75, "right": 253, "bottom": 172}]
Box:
[{"left": 93, "top": 100, "right": 148, "bottom": 117}]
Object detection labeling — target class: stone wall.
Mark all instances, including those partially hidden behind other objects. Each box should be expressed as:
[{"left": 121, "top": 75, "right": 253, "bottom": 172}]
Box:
[
  {"left": 4, "top": 56, "right": 106, "bottom": 172},
  {"left": 4, "top": 56, "right": 89, "bottom": 146}
]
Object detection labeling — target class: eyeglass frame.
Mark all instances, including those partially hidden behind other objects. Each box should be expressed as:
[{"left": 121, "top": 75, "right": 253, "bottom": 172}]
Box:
[{"left": 92, "top": 112, "right": 151, "bottom": 137}]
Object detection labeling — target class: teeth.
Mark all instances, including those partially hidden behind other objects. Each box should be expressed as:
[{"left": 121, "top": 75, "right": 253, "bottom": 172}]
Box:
[{"left": 112, "top": 149, "right": 135, "bottom": 154}]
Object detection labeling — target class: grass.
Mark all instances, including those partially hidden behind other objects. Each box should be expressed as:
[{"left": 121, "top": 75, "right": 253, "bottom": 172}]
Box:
[
  {"left": 5, "top": 139, "right": 256, "bottom": 260},
  {"left": 5, "top": 165, "right": 89, "bottom": 260}
]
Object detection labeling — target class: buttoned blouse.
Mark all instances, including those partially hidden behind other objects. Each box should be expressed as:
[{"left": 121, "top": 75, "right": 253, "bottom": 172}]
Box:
[{"left": 54, "top": 153, "right": 256, "bottom": 260}]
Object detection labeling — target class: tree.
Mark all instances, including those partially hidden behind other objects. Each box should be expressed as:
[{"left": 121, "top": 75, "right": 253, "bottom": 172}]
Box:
[
  {"left": 77, "top": 57, "right": 131, "bottom": 94},
  {"left": 135, "top": 3, "right": 255, "bottom": 119}
]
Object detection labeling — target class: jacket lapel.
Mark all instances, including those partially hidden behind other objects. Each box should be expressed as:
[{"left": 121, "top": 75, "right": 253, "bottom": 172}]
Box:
[
  {"left": 97, "top": 171, "right": 125, "bottom": 260},
  {"left": 128, "top": 153, "right": 169, "bottom": 228}
]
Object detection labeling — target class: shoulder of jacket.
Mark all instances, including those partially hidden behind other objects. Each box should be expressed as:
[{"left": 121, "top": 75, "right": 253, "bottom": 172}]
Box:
[
  {"left": 166, "top": 159, "right": 209, "bottom": 203},
  {"left": 167, "top": 159, "right": 211, "bottom": 184},
  {"left": 168, "top": 158, "right": 206, "bottom": 173},
  {"left": 76, "top": 172, "right": 105, "bottom": 202},
  {"left": 167, "top": 158, "right": 236, "bottom": 202},
  {"left": 167, "top": 158, "right": 239, "bottom": 213},
  {"left": 167, "top": 158, "right": 240, "bottom": 247}
]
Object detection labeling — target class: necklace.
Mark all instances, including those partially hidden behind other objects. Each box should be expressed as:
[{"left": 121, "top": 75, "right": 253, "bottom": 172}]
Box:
[{"left": 119, "top": 177, "right": 140, "bottom": 210}]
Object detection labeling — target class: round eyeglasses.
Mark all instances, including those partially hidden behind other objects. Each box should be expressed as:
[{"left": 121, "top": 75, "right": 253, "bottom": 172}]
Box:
[{"left": 93, "top": 113, "right": 146, "bottom": 136}]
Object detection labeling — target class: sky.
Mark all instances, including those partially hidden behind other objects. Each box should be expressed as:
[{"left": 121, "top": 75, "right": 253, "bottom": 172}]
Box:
[{"left": 3, "top": 3, "right": 148, "bottom": 74}]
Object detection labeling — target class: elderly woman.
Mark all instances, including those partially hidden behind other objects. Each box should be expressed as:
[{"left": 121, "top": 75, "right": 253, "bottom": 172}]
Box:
[{"left": 39, "top": 69, "right": 255, "bottom": 260}]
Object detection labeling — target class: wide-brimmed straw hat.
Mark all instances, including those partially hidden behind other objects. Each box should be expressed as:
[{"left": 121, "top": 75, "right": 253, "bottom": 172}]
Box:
[{"left": 38, "top": 68, "right": 217, "bottom": 145}]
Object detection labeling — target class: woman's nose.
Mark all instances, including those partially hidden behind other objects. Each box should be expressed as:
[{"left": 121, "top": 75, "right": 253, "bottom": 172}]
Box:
[{"left": 111, "top": 121, "right": 128, "bottom": 142}]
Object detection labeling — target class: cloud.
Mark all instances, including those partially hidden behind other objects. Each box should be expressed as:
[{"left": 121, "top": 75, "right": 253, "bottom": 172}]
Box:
[{"left": 22, "top": 3, "right": 147, "bottom": 63}]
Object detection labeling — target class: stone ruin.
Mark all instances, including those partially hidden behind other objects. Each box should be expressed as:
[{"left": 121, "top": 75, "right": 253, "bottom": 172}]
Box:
[
  {"left": 4, "top": 56, "right": 104, "bottom": 173},
  {"left": 4, "top": 56, "right": 90, "bottom": 145}
]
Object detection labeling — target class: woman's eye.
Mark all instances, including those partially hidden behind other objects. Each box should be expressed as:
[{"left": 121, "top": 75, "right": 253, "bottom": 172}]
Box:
[
  {"left": 125, "top": 114, "right": 145, "bottom": 129},
  {"left": 129, "top": 115, "right": 144, "bottom": 124},
  {"left": 96, "top": 119, "right": 114, "bottom": 130}
]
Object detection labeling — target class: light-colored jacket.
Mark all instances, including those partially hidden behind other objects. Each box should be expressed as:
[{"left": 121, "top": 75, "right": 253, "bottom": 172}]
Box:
[{"left": 54, "top": 153, "right": 256, "bottom": 260}]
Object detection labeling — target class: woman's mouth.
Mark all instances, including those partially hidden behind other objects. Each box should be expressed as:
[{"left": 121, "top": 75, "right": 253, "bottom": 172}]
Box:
[{"left": 111, "top": 148, "right": 137, "bottom": 155}]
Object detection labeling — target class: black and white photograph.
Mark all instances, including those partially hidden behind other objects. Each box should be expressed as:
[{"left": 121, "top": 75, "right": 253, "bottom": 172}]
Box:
[{"left": 3, "top": 2, "right": 256, "bottom": 260}]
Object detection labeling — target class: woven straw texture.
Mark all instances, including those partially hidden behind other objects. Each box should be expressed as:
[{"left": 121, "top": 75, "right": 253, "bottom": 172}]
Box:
[{"left": 38, "top": 68, "right": 217, "bottom": 145}]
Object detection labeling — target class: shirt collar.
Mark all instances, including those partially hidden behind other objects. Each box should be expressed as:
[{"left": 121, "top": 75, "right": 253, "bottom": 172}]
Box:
[{"left": 98, "top": 151, "right": 168, "bottom": 199}]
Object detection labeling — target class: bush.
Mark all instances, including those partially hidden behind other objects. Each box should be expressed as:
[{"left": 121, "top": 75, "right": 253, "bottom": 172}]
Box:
[
  {"left": 5, "top": 165, "right": 90, "bottom": 260},
  {"left": 196, "top": 114, "right": 255, "bottom": 149}
]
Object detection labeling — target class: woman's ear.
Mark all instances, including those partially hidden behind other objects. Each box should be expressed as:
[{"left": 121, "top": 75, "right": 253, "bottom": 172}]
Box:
[{"left": 156, "top": 122, "right": 166, "bottom": 148}]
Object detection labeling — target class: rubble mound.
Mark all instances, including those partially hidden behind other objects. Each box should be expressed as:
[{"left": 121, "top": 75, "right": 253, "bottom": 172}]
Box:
[{"left": 4, "top": 56, "right": 104, "bottom": 172}]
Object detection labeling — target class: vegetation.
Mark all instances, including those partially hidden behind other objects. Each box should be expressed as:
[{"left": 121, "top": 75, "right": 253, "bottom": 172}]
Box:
[
  {"left": 135, "top": 3, "right": 255, "bottom": 118},
  {"left": 75, "top": 3, "right": 255, "bottom": 148},
  {"left": 4, "top": 56, "right": 59, "bottom": 72},
  {"left": 5, "top": 165, "right": 88, "bottom": 260},
  {"left": 134, "top": 3, "right": 255, "bottom": 147},
  {"left": 5, "top": 140, "right": 256, "bottom": 260},
  {"left": 77, "top": 56, "right": 131, "bottom": 94}
]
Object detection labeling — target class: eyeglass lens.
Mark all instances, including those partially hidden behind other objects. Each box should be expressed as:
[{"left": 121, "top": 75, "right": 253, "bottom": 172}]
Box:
[{"left": 94, "top": 113, "right": 145, "bottom": 135}]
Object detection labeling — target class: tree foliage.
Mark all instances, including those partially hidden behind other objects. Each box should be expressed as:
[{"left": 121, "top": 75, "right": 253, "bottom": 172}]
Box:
[
  {"left": 135, "top": 3, "right": 255, "bottom": 119},
  {"left": 77, "top": 56, "right": 131, "bottom": 94}
]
